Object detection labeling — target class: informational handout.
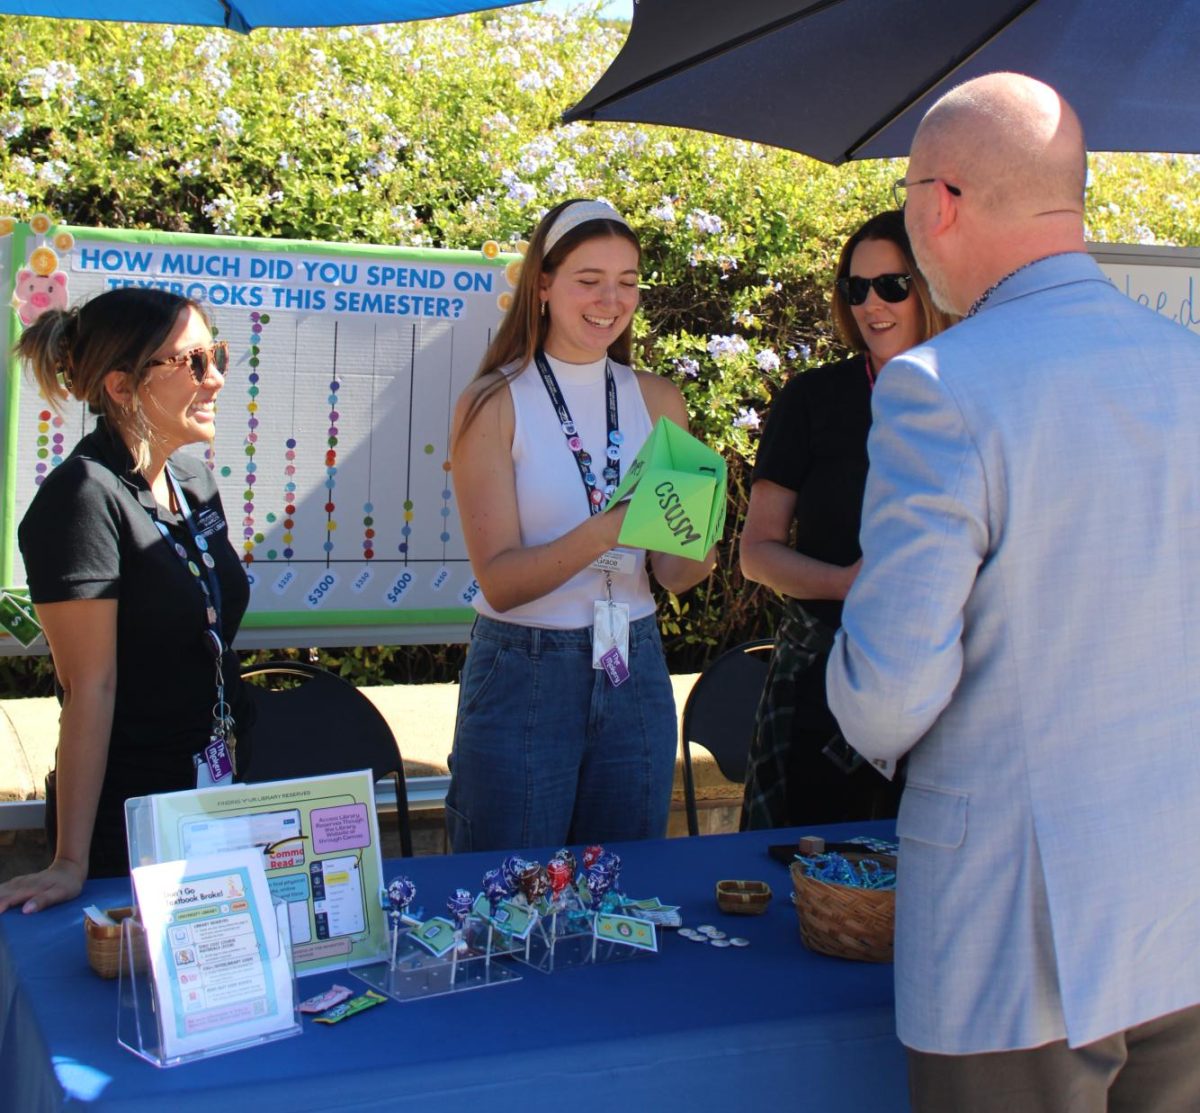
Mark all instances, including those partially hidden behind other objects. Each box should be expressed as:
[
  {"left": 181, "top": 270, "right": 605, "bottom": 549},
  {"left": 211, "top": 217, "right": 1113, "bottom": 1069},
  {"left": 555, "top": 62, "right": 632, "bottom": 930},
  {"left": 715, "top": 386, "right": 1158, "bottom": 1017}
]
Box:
[{"left": 132, "top": 850, "right": 297, "bottom": 1061}]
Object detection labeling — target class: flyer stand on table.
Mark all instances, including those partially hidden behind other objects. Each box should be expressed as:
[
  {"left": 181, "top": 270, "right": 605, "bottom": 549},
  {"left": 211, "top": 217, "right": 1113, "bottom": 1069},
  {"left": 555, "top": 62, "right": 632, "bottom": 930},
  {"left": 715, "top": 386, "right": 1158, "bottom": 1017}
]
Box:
[{"left": 117, "top": 853, "right": 302, "bottom": 1068}]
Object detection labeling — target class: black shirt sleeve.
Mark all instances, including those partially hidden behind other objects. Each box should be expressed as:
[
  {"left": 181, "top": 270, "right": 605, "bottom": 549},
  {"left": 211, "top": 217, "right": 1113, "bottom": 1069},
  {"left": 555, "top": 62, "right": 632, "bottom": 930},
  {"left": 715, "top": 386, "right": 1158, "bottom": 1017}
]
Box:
[
  {"left": 18, "top": 458, "right": 125, "bottom": 603},
  {"left": 753, "top": 373, "right": 813, "bottom": 493}
]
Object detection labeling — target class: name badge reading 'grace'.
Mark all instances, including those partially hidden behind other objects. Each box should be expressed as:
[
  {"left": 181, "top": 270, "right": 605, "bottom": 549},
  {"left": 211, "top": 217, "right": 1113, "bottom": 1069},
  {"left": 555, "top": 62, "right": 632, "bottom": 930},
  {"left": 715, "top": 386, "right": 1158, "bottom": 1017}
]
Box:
[{"left": 590, "top": 548, "right": 639, "bottom": 576}]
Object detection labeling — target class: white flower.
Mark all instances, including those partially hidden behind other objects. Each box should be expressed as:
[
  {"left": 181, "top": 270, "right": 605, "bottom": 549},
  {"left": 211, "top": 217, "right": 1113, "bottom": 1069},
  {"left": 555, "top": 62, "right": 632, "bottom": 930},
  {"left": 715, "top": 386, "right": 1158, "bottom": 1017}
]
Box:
[
  {"left": 706, "top": 334, "right": 749, "bottom": 360},
  {"left": 160, "top": 28, "right": 176, "bottom": 48},
  {"left": 675, "top": 358, "right": 700, "bottom": 379},
  {"left": 177, "top": 159, "right": 201, "bottom": 179},
  {"left": 0, "top": 112, "right": 23, "bottom": 140},
  {"left": 650, "top": 198, "right": 676, "bottom": 223},
  {"left": 364, "top": 152, "right": 397, "bottom": 177},
  {"left": 194, "top": 32, "right": 230, "bottom": 63},
  {"left": 653, "top": 141, "right": 677, "bottom": 158},
  {"left": 38, "top": 159, "right": 69, "bottom": 186},
  {"left": 733, "top": 407, "right": 761, "bottom": 430},
  {"left": 12, "top": 156, "right": 36, "bottom": 176},
  {"left": 516, "top": 72, "right": 545, "bottom": 93},
  {"left": 755, "top": 349, "right": 780, "bottom": 372},
  {"left": 686, "top": 209, "right": 724, "bottom": 236},
  {"left": 215, "top": 106, "right": 243, "bottom": 137},
  {"left": 202, "top": 196, "right": 238, "bottom": 234}
]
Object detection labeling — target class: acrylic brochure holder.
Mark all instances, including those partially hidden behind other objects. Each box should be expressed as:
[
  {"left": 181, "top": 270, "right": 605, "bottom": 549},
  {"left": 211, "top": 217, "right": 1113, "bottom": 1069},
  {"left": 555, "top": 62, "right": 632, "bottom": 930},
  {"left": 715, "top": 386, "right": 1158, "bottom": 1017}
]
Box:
[{"left": 117, "top": 898, "right": 302, "bottom": 1068}]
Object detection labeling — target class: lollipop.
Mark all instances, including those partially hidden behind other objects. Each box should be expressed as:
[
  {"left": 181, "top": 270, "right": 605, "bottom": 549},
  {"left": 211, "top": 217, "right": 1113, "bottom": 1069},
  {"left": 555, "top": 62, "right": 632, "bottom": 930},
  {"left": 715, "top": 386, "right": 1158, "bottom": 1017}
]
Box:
[
  {"left": 386, "top": 875, "right": 416, "bottom": 915},
  {"left": 582, "top": 845, "right": 604, "bottom": 870},
  {"left": 518, "top": 862, "right": 549, "bottom": 906},
  {"left": 447, "top": 888, "right": 474, "bottom": 930},
  {"left": 584, "top": 862, "right": 612, "bottom": 905},
  {"left": 597, "top": 850, "right": 622, "bottom": 892},
  {"left": 551, "top": 847, "right": 578, "bottom": 879},
  {"left": 385, "top": 875, "right": 415, "bottom": 968},
  {"left": 546, "top": 858, "right": 572, "bottom": 900},
  {"left": 482, "top": 868, "right": 509, "bottom": 914},
  {"left": 501, "top": 854, "right": 527, "bottom": 893}
]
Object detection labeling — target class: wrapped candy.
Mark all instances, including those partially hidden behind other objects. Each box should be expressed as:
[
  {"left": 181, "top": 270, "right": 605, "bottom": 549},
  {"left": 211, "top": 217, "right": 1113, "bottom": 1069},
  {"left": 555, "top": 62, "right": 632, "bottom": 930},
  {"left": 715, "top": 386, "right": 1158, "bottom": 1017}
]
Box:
[
  {"left": 597, "top": 850, "right": 622, "bottom": 893},
  {"left": 546, "top": 858, "right": 572, "bottom": 900},
  {"left": 584, "top": 862, "right": 612, "bottom": 905},
  {"left": 447, "top": 888, "right": 474, "bottom": 930},
  {"left": 551, "top": 847, "right": 578, "bottom": 879},
  {"left": 385, "top": 875, "right": 416, "bottom": 968},
  {"left": 501, "top": 854, "right": 527, "bottom": 893},
  {"left": 582, "top": 845, "right": 604, "bottom": 870},
  {"left": 517, "top": 862, "right": 549, "bottom": 906},
  {"left": 482, "top": 868, "right": 509, "bottom": 914},
  {"left": 386, "top": 876, "right": 416, "bottom": 915}
]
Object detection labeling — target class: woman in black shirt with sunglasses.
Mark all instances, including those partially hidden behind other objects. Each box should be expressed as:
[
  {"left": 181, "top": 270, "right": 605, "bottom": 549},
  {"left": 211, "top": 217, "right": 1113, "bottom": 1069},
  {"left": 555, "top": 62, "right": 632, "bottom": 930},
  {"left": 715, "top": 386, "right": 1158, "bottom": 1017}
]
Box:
[
  {"left": 0, "top": 288, "right": 251, "bottom": 914},
  {"left": 739, "top": 211, "right": 954, "bottom": 829}
]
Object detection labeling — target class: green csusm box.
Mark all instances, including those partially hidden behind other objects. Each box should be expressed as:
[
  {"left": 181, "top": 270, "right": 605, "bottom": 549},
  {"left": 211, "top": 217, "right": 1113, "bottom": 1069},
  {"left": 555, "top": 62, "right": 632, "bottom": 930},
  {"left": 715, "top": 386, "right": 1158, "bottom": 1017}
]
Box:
[{"left": 605, "top": 417, "right": 726, "bottom": 558}]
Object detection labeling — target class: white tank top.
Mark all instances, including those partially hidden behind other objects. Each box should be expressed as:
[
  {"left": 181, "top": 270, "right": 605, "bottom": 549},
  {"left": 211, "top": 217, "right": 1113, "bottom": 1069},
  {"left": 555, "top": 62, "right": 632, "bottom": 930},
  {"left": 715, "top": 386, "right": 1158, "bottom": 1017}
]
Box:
[{"left": 473, "top": 353, "right": 657, "bottom": 629}]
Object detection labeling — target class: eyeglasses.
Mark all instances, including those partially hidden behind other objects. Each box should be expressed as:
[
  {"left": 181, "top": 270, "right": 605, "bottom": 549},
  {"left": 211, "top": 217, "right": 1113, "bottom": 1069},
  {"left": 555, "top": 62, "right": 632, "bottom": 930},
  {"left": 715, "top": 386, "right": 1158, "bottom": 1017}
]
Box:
[
  {"left": 892, "top": 176, "right": 962, "bottom": 209},
  {"left": 145, "top": 341, "right": 229, "bottom": 383},
  {"left": 837, "top": 273, "right": 913, "bottom": 306}
]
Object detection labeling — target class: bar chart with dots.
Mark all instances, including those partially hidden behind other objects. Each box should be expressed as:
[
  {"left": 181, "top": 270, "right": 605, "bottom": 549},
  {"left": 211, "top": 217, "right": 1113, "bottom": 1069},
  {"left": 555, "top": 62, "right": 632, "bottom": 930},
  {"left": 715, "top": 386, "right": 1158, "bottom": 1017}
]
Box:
[{"left": 2, "top": 227, "right": 514, "bottom": 644}]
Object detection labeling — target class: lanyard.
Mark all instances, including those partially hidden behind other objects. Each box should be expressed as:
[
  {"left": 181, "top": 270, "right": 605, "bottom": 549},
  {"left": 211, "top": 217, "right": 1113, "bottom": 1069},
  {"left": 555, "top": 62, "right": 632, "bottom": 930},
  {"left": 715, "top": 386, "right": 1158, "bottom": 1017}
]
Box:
[
  {"left": 150, "top": 470, "right": 232, "bottom": 741},
  {"left": 533, "top": 348, "right": 622, "bottom": 517}
]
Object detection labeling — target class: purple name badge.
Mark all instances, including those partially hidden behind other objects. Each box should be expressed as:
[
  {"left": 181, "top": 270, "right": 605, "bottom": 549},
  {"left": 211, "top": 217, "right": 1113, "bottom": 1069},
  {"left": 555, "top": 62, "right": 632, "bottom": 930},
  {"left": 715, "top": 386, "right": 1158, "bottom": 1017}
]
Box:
[
  {"left": 204, "top": 738, "right": 234, "bottom": 783},
  {"left": 599, "top": 646, "right": 630, "bottom": 687}
]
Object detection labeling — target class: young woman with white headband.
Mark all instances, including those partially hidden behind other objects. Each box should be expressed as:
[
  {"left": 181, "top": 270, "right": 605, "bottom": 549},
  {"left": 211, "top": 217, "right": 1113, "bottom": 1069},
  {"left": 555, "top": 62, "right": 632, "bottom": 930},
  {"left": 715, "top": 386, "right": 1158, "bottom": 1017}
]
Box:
[{"left": 447, "top": 198, "right": 715, "bottom": 853}]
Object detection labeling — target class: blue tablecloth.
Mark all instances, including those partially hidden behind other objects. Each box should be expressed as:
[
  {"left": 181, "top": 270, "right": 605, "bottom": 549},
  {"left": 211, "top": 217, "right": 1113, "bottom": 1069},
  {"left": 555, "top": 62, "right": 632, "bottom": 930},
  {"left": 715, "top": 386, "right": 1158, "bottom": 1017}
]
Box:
[{"left": 0, "top": 824, "right": 908, "bottom": 1112}]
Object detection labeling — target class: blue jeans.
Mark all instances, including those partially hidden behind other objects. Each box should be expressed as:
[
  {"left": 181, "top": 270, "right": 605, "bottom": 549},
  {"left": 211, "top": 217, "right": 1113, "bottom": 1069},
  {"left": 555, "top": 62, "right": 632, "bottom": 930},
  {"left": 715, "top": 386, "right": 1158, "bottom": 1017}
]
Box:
[{"left": 445, "top": 613, "right": 677, "bottom": 853}]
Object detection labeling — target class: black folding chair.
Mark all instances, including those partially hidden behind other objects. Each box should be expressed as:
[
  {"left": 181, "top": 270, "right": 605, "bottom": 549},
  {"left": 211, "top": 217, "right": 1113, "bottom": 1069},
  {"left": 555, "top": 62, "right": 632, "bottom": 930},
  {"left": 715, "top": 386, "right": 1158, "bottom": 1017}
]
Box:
[
  {"left": 240, "top": 660, "right": 413, "bottom": 857},
  {"left": 680, "top": 639, "right": 773, "bottom": 836}
]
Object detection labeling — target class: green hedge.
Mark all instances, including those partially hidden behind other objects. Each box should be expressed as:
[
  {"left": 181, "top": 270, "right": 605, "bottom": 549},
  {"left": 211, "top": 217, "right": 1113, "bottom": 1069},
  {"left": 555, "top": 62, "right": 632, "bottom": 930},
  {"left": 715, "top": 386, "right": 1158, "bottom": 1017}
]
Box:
[{"left": 3, "top": 8, "right": 1198, "bottom": 690}]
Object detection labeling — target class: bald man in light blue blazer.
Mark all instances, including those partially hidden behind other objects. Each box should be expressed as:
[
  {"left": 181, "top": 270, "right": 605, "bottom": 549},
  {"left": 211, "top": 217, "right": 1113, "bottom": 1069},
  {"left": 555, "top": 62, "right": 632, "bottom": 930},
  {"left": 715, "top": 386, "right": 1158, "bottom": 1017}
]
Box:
[{"left": 827, "top": 73, "right": 1200, "bottom": 1113}]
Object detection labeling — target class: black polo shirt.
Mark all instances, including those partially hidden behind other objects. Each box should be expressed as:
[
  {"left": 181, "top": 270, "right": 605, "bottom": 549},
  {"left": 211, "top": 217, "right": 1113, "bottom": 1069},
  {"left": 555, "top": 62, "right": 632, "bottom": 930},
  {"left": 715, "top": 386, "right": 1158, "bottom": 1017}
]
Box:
[
  {"left": 752, "top": 354, "right": 872, "bottom": 628},
  {"left": 19, "top": 418, "right": 252, "bottom": 801}
]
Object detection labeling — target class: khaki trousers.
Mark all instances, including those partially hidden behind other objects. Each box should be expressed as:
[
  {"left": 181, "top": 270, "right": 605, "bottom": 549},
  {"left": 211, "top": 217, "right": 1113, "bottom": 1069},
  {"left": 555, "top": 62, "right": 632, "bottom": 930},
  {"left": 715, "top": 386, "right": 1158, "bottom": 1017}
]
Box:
[{"left": 908, "top": 1003, "right": 1200, "bottom": 1113}]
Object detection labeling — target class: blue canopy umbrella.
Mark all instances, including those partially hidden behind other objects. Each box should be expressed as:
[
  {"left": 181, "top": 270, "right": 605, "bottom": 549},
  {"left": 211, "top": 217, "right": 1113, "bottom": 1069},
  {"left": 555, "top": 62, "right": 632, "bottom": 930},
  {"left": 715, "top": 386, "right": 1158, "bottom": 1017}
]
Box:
[
  {"left": 0, "top": 0, "right": 535, "bottom": 33},
  {"left": 564, "top": 0, "right": 1200, "bottom": 162}
]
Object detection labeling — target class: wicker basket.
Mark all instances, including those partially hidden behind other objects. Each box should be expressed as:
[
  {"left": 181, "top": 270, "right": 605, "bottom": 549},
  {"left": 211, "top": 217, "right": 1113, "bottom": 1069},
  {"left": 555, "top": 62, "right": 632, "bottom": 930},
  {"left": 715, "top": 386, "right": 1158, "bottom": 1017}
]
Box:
[
  {"left": 715, "top": 879, "right": 772, "bottom": 915},
  {"left": 85, "top": 906, "right": 144, "bottom": 979},
  {"left": 789, "top": 853, "right": 896, "bottom": 963}
]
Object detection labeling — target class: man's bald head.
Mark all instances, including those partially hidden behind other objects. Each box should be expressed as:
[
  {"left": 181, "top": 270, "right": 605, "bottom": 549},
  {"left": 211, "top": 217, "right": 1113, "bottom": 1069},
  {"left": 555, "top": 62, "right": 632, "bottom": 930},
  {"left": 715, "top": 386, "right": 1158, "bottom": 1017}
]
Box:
[
  {"left": 904, "top": 73, "right": 1089, "bottom": 314},
  {"left": 911, "top": 73, "right": 1086, "bottom": 219}
]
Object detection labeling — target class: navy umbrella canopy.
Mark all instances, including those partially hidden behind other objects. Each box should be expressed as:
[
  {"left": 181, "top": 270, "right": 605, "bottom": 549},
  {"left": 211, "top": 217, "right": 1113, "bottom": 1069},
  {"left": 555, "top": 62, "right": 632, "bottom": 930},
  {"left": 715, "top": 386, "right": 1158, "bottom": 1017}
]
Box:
[
  {"left": 0, "top": 0, "right": 534, "bottom": 33},
  {"left": 564, "top": 0, "right": 1200, "bottom": 163}
]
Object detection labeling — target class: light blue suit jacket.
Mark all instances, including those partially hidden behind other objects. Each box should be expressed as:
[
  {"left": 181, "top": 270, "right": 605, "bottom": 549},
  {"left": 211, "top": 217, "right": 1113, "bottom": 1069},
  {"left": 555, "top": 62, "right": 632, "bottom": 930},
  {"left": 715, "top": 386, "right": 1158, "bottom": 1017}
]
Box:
[{"left": 827, "top": 253, "right": 1200, "bottom": 1054}]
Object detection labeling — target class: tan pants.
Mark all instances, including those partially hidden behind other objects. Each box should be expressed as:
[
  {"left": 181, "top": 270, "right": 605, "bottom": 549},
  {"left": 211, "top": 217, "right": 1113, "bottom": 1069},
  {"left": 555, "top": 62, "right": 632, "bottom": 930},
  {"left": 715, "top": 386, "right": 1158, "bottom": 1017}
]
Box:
[{"left": 908, "top": 1003, "right": 1200, "bottom": 1113}]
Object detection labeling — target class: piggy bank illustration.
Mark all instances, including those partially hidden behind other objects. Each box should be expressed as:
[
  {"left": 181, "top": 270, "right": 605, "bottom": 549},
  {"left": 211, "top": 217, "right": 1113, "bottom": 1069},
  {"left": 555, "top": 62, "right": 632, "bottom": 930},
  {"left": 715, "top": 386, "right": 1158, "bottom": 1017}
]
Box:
[{"left": 16, "top": 269, "right": 68, "bottom": 326}]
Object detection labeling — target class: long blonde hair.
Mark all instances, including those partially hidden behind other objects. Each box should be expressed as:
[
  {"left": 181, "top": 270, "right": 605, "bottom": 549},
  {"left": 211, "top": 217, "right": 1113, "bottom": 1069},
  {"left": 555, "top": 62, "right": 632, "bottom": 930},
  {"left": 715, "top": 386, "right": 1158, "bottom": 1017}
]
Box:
[
  {"left": 458, "top": 199, "right": 641, "bottom": 440},
  {"left": 16, "top": 288, "right": 205, "bottom": 473}
]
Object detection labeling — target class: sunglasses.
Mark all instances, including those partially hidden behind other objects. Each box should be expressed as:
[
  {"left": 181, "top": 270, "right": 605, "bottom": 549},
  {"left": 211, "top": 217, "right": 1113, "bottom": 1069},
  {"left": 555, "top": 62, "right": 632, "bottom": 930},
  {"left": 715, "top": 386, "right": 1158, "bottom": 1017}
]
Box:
[
  {"left": 837, "top": 273, "right": 913, "bottom": 306},
  {"left": 145, "top": 341, "right": 229, "bottom": 383}
]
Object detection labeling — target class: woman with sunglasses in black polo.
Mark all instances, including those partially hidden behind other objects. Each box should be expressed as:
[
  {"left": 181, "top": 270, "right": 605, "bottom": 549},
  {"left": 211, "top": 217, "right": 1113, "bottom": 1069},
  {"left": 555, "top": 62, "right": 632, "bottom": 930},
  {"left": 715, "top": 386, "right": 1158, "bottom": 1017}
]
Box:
[
  {"left": 0, "top": 288, "right": 251, "bottom": 914},
  {"left": 739, "top": 210, "right": 954, "bottom": 829}
]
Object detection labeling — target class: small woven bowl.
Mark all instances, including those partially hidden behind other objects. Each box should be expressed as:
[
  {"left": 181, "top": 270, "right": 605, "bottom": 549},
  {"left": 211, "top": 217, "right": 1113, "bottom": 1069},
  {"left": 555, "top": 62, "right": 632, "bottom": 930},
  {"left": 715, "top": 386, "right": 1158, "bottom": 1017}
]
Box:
[
  {"left": 715, "top": 879, "right": 772, "bottom": 915},
  {"left": 789, "top": 853, "right": 896, "bottom": 963},
  {"left": 85, "top": 906, "right": 142, "bottom": 979}
]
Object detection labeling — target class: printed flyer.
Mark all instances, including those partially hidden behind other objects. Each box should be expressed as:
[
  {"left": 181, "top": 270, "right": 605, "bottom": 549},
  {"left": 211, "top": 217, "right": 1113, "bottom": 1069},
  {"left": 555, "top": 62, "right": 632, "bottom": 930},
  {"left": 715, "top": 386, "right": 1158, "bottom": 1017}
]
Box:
[
  {"left": 126, "top": 771, "right": 388, "bottom": 975},
  {"left": 132, "top": 850, "right": 297, "bottom": 1061}
]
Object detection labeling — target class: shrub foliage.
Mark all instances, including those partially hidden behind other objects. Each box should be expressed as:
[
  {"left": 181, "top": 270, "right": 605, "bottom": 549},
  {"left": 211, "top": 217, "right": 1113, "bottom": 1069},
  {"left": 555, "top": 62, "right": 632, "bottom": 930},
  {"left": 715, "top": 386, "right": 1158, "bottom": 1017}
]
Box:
[{"left": 3, "top": 7, "right": 1199, "bottom": 688}]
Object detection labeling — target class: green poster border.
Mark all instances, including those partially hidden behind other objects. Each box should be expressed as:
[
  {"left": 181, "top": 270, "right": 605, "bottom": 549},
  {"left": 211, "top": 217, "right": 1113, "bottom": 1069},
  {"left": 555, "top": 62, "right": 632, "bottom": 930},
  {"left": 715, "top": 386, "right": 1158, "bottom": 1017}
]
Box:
[
  {"left": 1, "top": 223, "right": 511, "bottom": 637},
  {"left": 2, "top": 222, "right": 33, "bottom": 589}
]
